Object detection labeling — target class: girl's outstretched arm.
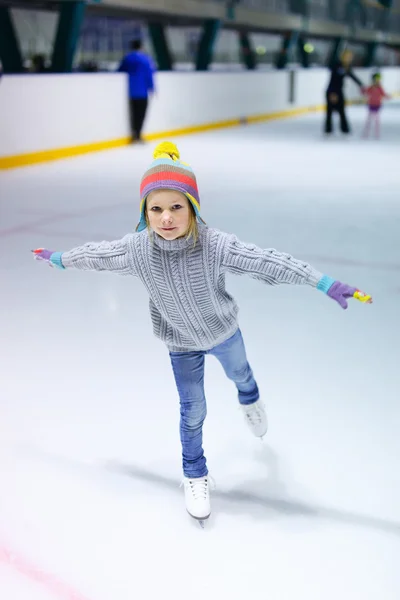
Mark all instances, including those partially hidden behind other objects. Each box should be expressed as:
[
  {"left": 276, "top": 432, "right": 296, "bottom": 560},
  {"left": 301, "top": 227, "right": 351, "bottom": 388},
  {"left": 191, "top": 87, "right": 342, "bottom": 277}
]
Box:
[
  {"left": 219, "top": 232, "right": 372, "bottom": 309},
  {"left": 220, "top": 233, "right": 323, "bottom": 287},
  {"left": 32, "top": 234, "right": 135, "bottom": 276}
]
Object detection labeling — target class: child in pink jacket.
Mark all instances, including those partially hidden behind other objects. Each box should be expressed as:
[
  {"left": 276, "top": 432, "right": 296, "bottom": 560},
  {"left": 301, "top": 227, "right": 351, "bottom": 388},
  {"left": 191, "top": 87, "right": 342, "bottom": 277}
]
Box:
[{"left": 363, "top": 72, "right": 390, "bottom": 138}]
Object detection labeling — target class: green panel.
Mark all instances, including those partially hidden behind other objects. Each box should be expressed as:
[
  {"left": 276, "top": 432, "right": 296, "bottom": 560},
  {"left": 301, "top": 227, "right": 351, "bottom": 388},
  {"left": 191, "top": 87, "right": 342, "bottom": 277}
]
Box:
[
  {"left": 377, "top": 4, "right": 391, "bottom": 30},
  {"left": 275, "top": 31, "right": 298, "bottom": 69},
  {"left": 226, "top": 0, "right": 238, "bottom": 20},
  {"left": 327, "top": 0, "right": 338, "bottom": 20},
  {"left": 148, "top": 23, "right": 173, "bottom": 71},
  {"left": 195, "top": 19, "right": 221, "bottom": 71},
  {"left": 288, "top": 0, "right": 310, "bottom": 16},
  {"left": 0, "top": 7, "right": 23, "bottom": 73},
  {"left": 378, "top": 0, "right": 393, "bottom": 7},
  {"left": 327, "top": 37, "right": 345, "bottom": 67},
  {"left": 238, "top": 31, "right": 256, "bottom": 70},
  {"left": 364, "top": 41, "right": 378, "bottom": 67},
  {"left": 344, "top": 0, "right": 366, "bottom": 32},
  {"left": 51, "top": 1, "right": 86, "bottom": 73},
  {"left": 297, "top": 36, "right": 310, "bottom": 68}
]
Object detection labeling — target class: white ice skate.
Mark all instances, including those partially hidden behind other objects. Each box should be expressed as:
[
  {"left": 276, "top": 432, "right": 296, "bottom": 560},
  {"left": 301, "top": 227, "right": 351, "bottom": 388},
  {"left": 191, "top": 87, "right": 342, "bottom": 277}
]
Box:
[
  {"left": 241, "top": 399, "right": 268, "bottom": 439},
  {"left": 182, "top": 475, "right": 211, "bottom": 526}
]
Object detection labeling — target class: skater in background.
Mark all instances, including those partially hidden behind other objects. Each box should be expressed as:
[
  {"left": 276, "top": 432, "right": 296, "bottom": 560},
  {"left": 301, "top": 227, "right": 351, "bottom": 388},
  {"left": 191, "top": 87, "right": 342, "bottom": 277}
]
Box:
[
  {"left": 32, "top": 142, "right": 372, "bottom": 524},
  {"left": 362, "top": 72, "right": 391, "bottom": 139},
  {"left": 325, "top": 49, "right": 365, "bottom": 135},
  {"left": 118, "top": 39, "right": 156, "bottom": 143}
]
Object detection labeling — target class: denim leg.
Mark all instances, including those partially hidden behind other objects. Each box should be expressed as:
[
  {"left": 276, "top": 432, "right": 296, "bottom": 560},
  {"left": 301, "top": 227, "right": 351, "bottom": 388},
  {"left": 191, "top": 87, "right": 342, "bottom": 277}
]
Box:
[
  {"left": 169, "top": 351, "right": 208, "bottom": 478},
  {"left": 210, "top": 329, "right": 259, "bottom": 406}
]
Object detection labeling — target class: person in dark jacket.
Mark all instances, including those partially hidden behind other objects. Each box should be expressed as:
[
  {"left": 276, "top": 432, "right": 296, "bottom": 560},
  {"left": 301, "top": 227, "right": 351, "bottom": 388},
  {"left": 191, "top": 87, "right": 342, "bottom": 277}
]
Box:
[
  {"left": 325, "top": 50, "right": 364, "bottom": 135},
  {"left": 118, "top": 39, "right": 156, "bottom": 143}
]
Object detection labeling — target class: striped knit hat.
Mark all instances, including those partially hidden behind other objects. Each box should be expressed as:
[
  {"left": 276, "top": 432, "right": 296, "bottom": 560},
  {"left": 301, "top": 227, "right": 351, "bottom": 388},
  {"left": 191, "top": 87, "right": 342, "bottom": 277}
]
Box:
[{"left": 136, "top": 141, "right": 202, "bottom": 232}]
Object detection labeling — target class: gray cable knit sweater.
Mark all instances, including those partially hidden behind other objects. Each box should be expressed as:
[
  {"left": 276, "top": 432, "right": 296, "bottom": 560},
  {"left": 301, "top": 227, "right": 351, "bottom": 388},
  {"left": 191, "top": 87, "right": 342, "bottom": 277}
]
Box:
[{"left": 61, "top": 224, "right": 323, "bottom": 352}]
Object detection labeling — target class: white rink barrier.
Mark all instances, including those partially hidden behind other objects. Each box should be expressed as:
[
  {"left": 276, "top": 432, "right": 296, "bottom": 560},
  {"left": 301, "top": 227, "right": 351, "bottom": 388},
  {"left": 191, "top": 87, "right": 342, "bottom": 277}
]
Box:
[{"left": 0, "top": 67, "right": 399, "bottom": 169}]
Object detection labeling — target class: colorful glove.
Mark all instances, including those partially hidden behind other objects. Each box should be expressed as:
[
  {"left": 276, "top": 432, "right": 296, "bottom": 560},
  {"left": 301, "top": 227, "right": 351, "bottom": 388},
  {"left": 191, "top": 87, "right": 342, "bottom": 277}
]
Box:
[
  {"left": 32, "top": 248, "right": 65, "bottom": 269},
  {"left": 317, "top": 276, "right": 372, "bottom": 310}
]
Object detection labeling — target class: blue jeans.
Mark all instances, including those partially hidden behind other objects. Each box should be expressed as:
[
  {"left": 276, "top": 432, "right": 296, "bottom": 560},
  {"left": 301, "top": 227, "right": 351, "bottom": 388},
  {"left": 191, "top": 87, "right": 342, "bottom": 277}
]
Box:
[{"left": 169, "top": 329, "right": 259, "bottom": 478}]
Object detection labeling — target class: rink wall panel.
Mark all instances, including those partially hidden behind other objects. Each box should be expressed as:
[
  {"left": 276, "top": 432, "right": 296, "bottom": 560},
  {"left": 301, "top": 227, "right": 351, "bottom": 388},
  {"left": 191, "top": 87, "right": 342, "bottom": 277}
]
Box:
[
  {"left": 0, "top": 74, "right": 131, "bottom": 163},
  {"left": 1, "top": 68, "right": 399, "bottom": 169}
]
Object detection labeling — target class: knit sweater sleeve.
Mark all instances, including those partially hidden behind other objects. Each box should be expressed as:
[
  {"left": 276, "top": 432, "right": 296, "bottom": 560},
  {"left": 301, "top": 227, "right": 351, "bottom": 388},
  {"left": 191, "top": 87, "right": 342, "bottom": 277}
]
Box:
[
  {"left": 219, "top": 232, "right": 323, "bottom": 287},
  {"left": 60, "top": 234, "right": 135, "bottom": 275}
]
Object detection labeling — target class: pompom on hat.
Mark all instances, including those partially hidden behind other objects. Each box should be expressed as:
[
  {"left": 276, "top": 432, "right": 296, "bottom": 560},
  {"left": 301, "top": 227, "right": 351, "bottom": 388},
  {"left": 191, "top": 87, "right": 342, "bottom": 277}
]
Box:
[{"left": 136, "top": 141, "right": 203, "bottom": 232}]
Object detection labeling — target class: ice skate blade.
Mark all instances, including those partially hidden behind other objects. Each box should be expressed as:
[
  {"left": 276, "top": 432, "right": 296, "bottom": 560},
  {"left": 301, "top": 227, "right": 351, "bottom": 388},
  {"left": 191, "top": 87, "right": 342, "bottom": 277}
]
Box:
[{"left": 187, "top": 510, "right": 210, "bottom": 528}]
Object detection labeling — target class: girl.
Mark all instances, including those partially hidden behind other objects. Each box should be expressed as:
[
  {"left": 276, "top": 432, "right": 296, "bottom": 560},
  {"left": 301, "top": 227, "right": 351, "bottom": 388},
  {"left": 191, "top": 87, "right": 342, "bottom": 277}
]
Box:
[
  {"left": 363, "top": 72, "right": 391, "bottom": 139},
  {"left": 33, "top": 142, "right": 372, "bottom": 523}
]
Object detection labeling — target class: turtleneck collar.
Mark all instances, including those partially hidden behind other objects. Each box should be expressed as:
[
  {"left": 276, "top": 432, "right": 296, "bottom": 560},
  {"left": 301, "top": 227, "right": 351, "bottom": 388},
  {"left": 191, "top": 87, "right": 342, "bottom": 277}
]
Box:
[{"left": 151, "top": 224, "right": 206, "bottom": 252}]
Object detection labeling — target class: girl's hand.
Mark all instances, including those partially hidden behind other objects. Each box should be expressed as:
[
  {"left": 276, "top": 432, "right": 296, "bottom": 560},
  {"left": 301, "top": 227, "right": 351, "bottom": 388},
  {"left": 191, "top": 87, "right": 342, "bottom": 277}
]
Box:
[
  {"left": 327, "top": 281, "right": 372, "bottom": 309},
  {"left": 317, "top": 276, "right": 372, "bottom": 309},
  {"left": 32, "top": 248, "right": 53, "bottom": 264},
  {"left": 32, "top": 248, "right": 65, "bottom": 269}
]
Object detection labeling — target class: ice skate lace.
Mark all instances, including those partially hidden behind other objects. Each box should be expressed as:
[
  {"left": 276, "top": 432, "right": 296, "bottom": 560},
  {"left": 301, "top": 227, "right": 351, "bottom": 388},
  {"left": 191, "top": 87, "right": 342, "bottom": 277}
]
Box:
[
  {"left": 180, "top": 476, "right": 215, "bottom": 500},
  {"left": 244, "top": 403, "right": 264, "bottom": 426}
]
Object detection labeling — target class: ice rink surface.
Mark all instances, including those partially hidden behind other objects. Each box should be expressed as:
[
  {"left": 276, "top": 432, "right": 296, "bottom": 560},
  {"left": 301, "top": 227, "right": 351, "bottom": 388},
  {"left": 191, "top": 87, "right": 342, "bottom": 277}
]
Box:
[{"left": 1, "top": 103, "right": 400, "bottom": 600}]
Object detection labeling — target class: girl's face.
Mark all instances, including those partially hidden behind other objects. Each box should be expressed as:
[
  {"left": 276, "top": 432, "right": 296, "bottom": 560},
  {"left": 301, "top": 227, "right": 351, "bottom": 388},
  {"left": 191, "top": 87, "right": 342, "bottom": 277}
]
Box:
[{"left": 146, "top": 190, "right": 191, "bottom": 240}]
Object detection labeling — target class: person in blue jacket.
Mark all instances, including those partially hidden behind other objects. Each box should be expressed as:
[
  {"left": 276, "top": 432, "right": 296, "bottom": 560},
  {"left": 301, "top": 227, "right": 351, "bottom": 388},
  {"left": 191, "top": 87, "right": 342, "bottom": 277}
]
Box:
[{"left": 118, "top": 39, "right": 156, "bottom": 143}]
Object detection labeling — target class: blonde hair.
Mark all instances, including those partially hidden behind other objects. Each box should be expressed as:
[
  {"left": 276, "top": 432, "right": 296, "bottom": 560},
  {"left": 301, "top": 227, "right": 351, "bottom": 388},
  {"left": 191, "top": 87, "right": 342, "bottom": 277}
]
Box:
[
  {"left": 144, "top": 197, "right": 200, "bottom": 247},
  {"left": 184, "top": 203, "right": 199, "bottom": 246}
]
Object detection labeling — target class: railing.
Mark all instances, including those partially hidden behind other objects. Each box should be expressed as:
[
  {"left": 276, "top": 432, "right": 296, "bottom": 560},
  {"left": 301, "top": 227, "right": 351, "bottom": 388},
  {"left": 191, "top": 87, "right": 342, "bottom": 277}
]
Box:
[
  {"left": 191, "top": 0, "right": 400, "bottom": 34},
  {"left": 237, "top": 0, "right": 290, "bottom": 12}
]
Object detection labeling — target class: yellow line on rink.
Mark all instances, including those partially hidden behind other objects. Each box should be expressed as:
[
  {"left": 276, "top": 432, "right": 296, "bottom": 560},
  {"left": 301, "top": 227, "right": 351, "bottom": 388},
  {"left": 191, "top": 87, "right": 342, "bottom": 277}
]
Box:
[{"left": 2, "top": 96, "right": 398, "bottom": 171}]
